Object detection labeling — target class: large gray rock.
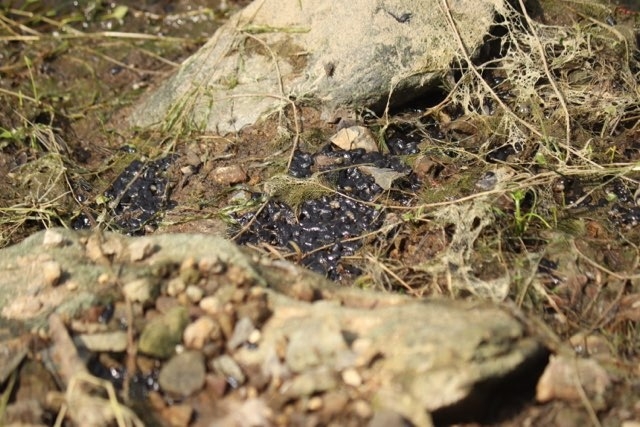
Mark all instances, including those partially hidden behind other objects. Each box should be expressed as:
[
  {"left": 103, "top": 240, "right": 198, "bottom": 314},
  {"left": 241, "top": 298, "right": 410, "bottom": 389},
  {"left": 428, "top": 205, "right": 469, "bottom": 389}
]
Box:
[
  {"left": 130, "top": 0, "right": 506, "bottom": 134},
  {"left": 0, "top": 229, "right": 546, "bottom": 426}
]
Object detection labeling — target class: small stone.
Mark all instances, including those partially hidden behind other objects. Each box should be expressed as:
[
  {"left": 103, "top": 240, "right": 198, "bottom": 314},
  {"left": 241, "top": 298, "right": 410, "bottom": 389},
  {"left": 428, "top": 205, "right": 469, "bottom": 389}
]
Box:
[
  {"left": 198, "top": 255, "right": 226, "bottom": 275},
  {"left": 217, "top": 312, "right": 235, "bottom": 339},
  {"left": 322, "top": 391, "right": 349, "bottom": 416},
  {"left": 123, "top": 278, "right": 158, "bottom": 305},
  {"left": 368, "top": 410, "right": 408, "bottom": 427},
  {"left": 128, "top": 238, "right": 156, "bottom": 262},
  {"left": 352, "top": 399, "right": 373, "bottom": 419},
  {"left": 161, "top": 403, "right": 193, "bottom": 427},
  {"left": 210, "top": 355, "right": 246, "bottom": 388},
  {"left": 536, "top": 354, "right": 612, "bottom": 410},
  {"left": 75, "top": 331, "right": 128, "bottom": 352},
  {"left": 185, "top": 285, "right": 204, "bottom": 303},
  {"left": 211, "top": 165, "right": 247, "bottom": 185},
  {"left": 147, "top": 391, "right": 165, "bottom": 410},
  {"left": 66, "top": 281, "right": 78, "bottom": 291},
  {"left": 227, "top": 317, "right": 255, "bottom": 350},
  {"left": 281, "top": 367, "right": 337, "bottom": 397},
  {"left": 200, "top": 296, "right": 222, "bottom": 315},
  {"left": 247, "top": 329, "right": 261, "bottom": 345},
  {"left": 206, "top": 373, "right": 228, "bottom": 398},
  {"left": 179, "top": 257, "right": 200, "bottom": 285},
  {"left": 158, "top": 351, "right": 206, "bottom": 398},
  {"left": 183, "top": 316, "right": 216, "bottom": 349},
  {"left": 97, "top": 273, "right": 113, "bottom": 285},
  {"left": 167, "top": 277, "right": 186, "bottom": 297},
  {"left": 42, "top": 229, "right": 65, "bottom": 247},
  {"left": 42, "top": 261, "right": 62, "bottom": 287},
  {"left": 341, "top": 368, "right": 362, "bottom": 387},
  {"left": 307, "top": 396, "right": 323, "bottom": 411},
  {"left": 139, "top": 306, "right": 189, "bottom": 359}
]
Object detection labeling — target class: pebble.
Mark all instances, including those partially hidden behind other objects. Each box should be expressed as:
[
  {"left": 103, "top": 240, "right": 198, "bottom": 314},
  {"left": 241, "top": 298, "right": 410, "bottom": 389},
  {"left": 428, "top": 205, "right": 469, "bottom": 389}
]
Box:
[
  {"left": 74, "top": 331, "right": 128, "bottom": 352},
  {"left": 179, "top": 257, "right": 200, "bottom": 285},
  {"left": 307, "top": 396, "right": 323, "bottom": 411},
  {"left": 198, "top": 255, "right": 226, "bottom": 275},
  {"left": 206, "top": 373, "right": 228, "bottom": 398},
  {"left": 138, "top": 306, "right": 189, "bottom": 359},
  {"left": 128, "top": 238, "right": 155, "bottom": 262},
  {"left": 158, "top": 351, "right": 206, "bottom": 398},
  {"left": 123, "top": 278, "right": 157, "bottom": 305},
  {"left": 166, "top": 277, "right": 186, "bottom": 297},
  {"left": 368, "top": 410, "right": 408, "bottom": 427},
  {"left": 42, "top": 261, "right": 62, "bottom": 287},
  {"left": 161, "top": 403, "right": 193, "bottom": 427},
  {"left": 341, "top": 368, "right": 362, "bottom": 387},
  {"left": 227, "top": 317, "right": 255, "bottom": 350},
  {"left": 281, "top": 367, "right": 337, "bottom": 397},
  {"left": 352, "top": 399, "right": 373, "bottom": 419},
  {"left": 185, "top": 285, "right": 204, "bottom": 303},
  {"left": 322, "top": 390, "right": 349, "bottom": 415},
  {"left": 199, "top": 296, "right": 222, "bottom": 315},
  {"left": 183, "top": 316, "right": 216, "bottom": 349},
  {"left": 42, "top": 229, "right": 65, "bottom": 247},
  {"left": 210, "top": 354, "right": 246, "bottom": 388},
  {"left": 211, "top": 165, "right": 247, "bottom": 185}
]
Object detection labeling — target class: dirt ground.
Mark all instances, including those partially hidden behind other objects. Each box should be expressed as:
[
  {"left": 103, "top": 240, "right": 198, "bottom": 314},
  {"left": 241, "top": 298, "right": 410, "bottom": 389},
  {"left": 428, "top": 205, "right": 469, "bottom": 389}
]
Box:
[{"left": 1, "top": 0, "right": 640, "bottom": 426}]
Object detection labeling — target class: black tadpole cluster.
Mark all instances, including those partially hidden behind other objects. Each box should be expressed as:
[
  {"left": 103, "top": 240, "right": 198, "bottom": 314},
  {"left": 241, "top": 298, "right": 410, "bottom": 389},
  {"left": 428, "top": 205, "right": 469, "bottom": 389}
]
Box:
[
  {"left": 72, "top": 155, "right": 175, "bottom": 234},
  {"left": 235, "top": 137, "right": 421, "bottom": 280}
]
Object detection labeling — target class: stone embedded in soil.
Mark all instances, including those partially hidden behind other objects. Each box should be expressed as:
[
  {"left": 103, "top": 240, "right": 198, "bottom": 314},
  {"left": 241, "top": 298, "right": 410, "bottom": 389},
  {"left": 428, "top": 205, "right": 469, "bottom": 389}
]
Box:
[
  {"left": 210, "top": 354, "right": 246, "bottom": 388},
  {"left": 74, "top": 331, "right": 128, "bottom": 352},
  {"left": 0, "top": 229, "right": 549, "bottom": 426},
  {"left": 210, "top": 165, "right": 247, "bottom": 185},
  {"left": 536, "top": 354, "right": 612, "bottom": 410},
  {"left": 130, "top": 0, "right": 505, "bottom": 134},
  {"left": 282, "top": 366, "right": 338, "bottom": 397},
  {"left": 42, "top": 261, "right": 63, "bottom": 287},
  {"left": 161, "top": 404, "right": 193, "bottom": 427},
  {"left": 138, "top": 306, "right": 189, "bottom": 359},
  {"left": 183, "top": 315, "right": 217, "bottom": 349},
  {"left": 123, "top": 278, "right": 159, "bottom": 305},
  {"left": 227, "top": 316, "right": 256, "bottom": 350},
  {"left": 158, "top": 350, "right": 206, "bottom": 398}
]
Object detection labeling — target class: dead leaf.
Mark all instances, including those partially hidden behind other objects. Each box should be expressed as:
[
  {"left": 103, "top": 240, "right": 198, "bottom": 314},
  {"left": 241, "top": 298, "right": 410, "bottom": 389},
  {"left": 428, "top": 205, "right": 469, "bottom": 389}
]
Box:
[{"left": 358, "top": 166, "right": 407, "bottom": 190}]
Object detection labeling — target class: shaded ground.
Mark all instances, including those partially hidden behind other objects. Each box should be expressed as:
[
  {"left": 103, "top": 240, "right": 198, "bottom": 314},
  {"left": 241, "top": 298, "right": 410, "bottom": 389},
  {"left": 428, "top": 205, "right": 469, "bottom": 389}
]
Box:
[{"left": 1, "top": 0, "right": 640, "bottom": 426}]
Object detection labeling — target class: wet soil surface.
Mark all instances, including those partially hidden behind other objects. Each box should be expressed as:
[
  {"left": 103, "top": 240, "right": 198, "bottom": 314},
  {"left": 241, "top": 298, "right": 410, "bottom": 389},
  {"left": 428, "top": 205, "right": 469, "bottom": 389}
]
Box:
[{"left": 1, "top": 0, "right": 640, "bottom": 426}]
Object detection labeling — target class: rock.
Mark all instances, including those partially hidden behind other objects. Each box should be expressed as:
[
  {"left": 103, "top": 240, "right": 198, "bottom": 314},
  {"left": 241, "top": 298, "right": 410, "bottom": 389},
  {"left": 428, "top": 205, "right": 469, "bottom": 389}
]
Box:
[
  {"left": 158, "top": 351, "right": 206, "bottom": 398},
  {"left": 161, "top": 404, "right": 194, "bottom": 427},
  {"left": 0, "top": 335, "right": 29, "bottom": 383},
  {"left": 74, "top": 331, "right": 128, "bottom": 352},
  {"left": 227, "top": 316, "right": 256, "bottom": 350},
  {"left": 138, "top": 306, "right": 189, "bottom": 359},
  {"left": 123, "top": 278, "right": 158, "bottom": 305},
  {"left": 128, "top": 238, "right": 156, "bottom": 262},
  {"left": 368, "top": 410, "right": 409, "bottom": 427},
  {"left": 42, "top": 261, "right": 62, "bottom": 287},
  {"left": 341, "top": 368, "right": 362, "bottom": 387},
  {"left": 0, "top": 228, "right": 546, "bottom": 426},
  {"left": 185, "top": 285, "right": 204, "bottom": 303},
  {"left": 285, "top": 311, "right": 349, "bottom": 372},
  {"left": 130, "top": 0, "right": 506, "bottom": 134},
  {"left": 42, "top": 229, "right": 65, "bottom": 247},
  {"left": 330, "top": 126, "right": 378, "bottom": 152},
  {"left": 281, "top": 366, "right": 337, "bottom": 397},
  {"left": 183, "top": 316, "right": 217, "bottom": 349},
  {"left": 210, "top": 165, "right": 247, "bottom": 185},
  {"left": 210, "top": 354, "right": 246, "bottom": 388},
  {"left": 536, "top": 354, "right": 612, "bottom": 410}
]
